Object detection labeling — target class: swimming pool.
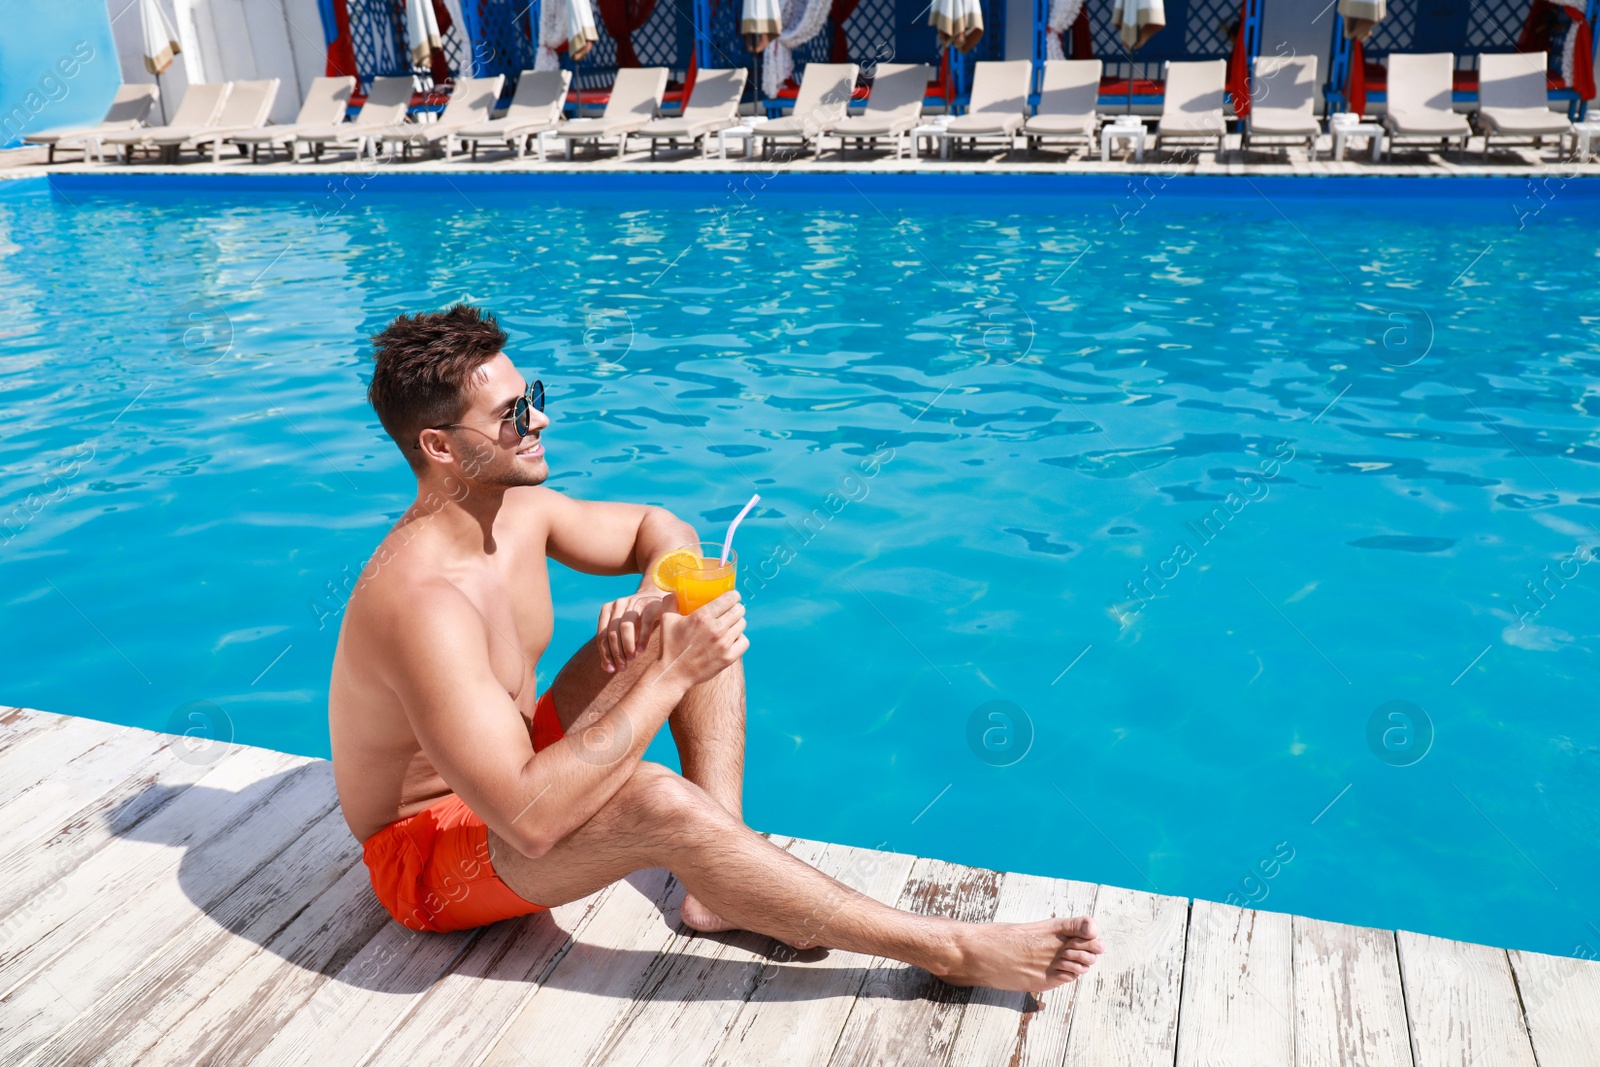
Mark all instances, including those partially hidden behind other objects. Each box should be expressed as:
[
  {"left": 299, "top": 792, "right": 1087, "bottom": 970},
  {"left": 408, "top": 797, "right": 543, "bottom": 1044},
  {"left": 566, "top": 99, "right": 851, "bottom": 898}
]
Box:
[{"left": 3, "top": 172, "right": 1597, "bottom": 960}]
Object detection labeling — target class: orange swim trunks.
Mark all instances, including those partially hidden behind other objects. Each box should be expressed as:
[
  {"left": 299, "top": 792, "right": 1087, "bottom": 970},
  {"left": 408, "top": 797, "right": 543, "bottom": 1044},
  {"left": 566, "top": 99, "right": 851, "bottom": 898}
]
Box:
[{"left": 361, "top": 690, "right": 567, "bottom": 933}]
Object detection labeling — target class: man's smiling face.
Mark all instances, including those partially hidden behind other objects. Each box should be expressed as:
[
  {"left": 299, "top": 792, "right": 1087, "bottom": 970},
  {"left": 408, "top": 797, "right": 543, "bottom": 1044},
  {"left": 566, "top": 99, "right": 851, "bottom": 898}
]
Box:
[{"left": 445, "top": 353, "right": 550, "bottom": 488}]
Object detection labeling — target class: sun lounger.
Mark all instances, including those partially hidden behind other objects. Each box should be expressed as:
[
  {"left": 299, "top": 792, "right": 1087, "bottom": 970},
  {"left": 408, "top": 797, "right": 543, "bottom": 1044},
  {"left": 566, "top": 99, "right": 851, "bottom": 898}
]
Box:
[
  {"left": 553, "top": 67, "right": 669, "bottom": 158},
  {"left": 1022, "top": 59, "right": 1101, "bottom": 156},
  {"left": 1155, "top": 59, "right": 1228, "bottom": 157},
  {"left": 291, "top": 76, "right": 414, "bottom": 162},
  {"left": 100, "top": 82, "right": 233, "bottom": 163},
  {"left": 224, "top": 76, "right": 357, "bottom": 162},
  {"left": 1243, "top": 54, "right": 1320, "bottom": 154},
  {"left": 122, "top": 79, "right": 280, "bottom": 164},
  {"left": 25, "top": 85, "right": 160, "bottom": 163},
  {"left": 750, "top": 62, "right": 858, "bottom": 159},
  {"left": 940, "top": 60, "right": 1032, "bottom": 156},
  {"left": 827, "top": 63, "right": 934, "bottom": 159},
  {"left": 1381, "top": 52, "right": 1472, "bottom": 159},
  {"left": 371, "top": 75, "right": 505, "bottom": 160},
  {"left": 1477, "top": 51, "right": 1572, "bottom": 158},
  {"left": 634, "top": 68, "right": 749, "bottom": 158},
  {"left": 455, "top": 70, "right": 572, "bottom": 160}
]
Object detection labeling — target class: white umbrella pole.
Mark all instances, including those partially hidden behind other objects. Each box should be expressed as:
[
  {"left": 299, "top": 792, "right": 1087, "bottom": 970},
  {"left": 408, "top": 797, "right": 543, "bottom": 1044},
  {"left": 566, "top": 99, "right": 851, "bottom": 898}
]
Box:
[{"left": 155, "top": 70, "right": 167, "bottom": 124}]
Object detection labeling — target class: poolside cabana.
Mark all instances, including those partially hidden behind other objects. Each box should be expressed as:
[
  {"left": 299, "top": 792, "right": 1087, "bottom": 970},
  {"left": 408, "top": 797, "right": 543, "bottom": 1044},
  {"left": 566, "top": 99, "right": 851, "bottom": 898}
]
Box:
[
  {"left": 1030, "top": 0, "right": 1264, "bottom": 114},
  {"left": 317, "top": 0, "right": 471, "bottom": 115},
  {"left": 1325, "top": 0, "right": 1598, "bottom": 120},
  {"left": 698, "top": 0, "right": 1009, "bottom": 116}
]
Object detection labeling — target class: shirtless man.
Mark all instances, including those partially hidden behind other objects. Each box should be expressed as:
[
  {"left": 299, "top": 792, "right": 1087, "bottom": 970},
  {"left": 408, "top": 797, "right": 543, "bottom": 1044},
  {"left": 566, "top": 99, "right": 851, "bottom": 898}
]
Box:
[{"left": 329, "top": 304, "right": 1105, "bottom": 994}]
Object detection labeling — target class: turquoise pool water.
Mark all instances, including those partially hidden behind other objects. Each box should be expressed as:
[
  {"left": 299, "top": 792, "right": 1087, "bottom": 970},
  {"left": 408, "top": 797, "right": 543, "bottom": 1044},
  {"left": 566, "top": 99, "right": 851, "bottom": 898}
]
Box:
[{"left": 2, "top": 173, "right": 1597, "bottom": 959}]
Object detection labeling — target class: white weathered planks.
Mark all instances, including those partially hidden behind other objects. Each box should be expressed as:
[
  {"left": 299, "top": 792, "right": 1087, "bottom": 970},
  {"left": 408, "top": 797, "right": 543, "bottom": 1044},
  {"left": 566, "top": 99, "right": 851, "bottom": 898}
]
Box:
[
  {"left": 707, "top": 843, "right": 919, "bottom": 1067},
  {"left": 360, "top": 884, "right": 622, "bottom": 1067},
  {"left": 945, "top": 871, "right": 1100, "bottom": 1067},
  {"left": 6, "top": 708, "right": 1600, "bottom": 1067},
  {"left": 1062, "top": 883, "right": 1190, "bottom": 1064},
  {"left": 585, "top": 837, "right": 821, "bottom": 1067},
  {"left": 479, "top": 865, "right": 696, "bottom": 1066},
  {"left": 1293, "top": 916, "right": 1412, "bottom": 1067},
  {"left": 1397, "top": 930, "right": 1538, "bottom": 1067},
  {"left": 1177, "top": 900, "right": 1295, "bottom": 1067},
  {"left": 0, "top": 754, "right": 333, "bottom": 1063},
  {"left": 1508, "top": 949, "right": 1600, "bottom": 1067},
  {"left": 825, "top": 857, "right": 1002, "bottom": 1067}
]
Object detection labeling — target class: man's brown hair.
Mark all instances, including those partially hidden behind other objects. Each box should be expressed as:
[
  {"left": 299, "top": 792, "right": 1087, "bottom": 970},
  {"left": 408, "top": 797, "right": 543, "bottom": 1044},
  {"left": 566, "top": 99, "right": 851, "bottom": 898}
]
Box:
[{"left": 368, "top": 304, "right": 508, "bottom": 470}]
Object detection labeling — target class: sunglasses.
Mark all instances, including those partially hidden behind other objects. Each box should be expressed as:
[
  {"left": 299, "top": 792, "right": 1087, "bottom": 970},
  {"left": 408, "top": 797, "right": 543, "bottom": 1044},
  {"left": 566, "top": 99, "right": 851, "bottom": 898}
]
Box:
[{"left": 416, "top": 379, "right": 545, "bottom": 450}]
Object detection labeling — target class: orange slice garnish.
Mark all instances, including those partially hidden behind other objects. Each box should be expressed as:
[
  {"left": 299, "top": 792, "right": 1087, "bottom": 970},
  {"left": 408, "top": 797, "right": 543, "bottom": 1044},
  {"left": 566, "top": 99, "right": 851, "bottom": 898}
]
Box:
[{"left": 651, "top": 548, "right": 702, "bottom": 591}]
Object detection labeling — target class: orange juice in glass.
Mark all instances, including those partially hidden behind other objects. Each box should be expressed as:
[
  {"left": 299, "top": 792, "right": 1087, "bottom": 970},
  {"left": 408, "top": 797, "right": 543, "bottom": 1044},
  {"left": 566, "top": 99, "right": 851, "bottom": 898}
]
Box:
[{"left": 671, "top": 542, "right": 737, "bottom": 614}]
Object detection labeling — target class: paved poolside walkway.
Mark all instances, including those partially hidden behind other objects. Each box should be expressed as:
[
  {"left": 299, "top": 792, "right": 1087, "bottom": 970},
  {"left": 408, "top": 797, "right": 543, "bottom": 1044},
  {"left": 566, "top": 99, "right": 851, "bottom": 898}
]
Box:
[
  {"left": 2, "top": 706, "right": 1596, "bottom": 1066},
  {"left": 1, "top": 133, "right": 1595, "bottom": 178}
]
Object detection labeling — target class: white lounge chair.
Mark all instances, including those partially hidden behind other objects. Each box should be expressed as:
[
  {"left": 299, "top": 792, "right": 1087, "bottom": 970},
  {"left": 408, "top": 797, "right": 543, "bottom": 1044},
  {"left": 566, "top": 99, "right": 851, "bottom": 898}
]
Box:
[
  {"left": 751, "top": 62, "right": 859, "bottom": 160},
  {"left": 225, "top": 76, "right": 357, "bottom": 162},
  {"left": 130, "top": 79, "right": 281, "bottom": 164},
  {"left": 100, "top": 82, "right": 232, "bottom": 163},
  {"left": 1243, "top": 54, "right": 1320, "bottom": 154},
  {"left": 371, "top": 75, "right": 505, "bottom": 160},
  {"left": 939, "top": 60, "right": 1032, "bottom": 156},
  {"left": 634, "top": 68, "right": 748, "bottom": 158},
  {"left": 291, "top": 76, "right": 414, "bottom": 162},
  {"left": 1477, "top": 51, "right": 1572, "bottom": 159},
  {"left": 1155, "top": 59, "right": 1228, "bottom": 157},
  {"left": 1381, "top": 53, "right": 1472, "bottom": 159},
  {"left": 455, "top": 70, "right": 572, "bottom": 160},
  {"left": 1022, "top": 59, "right": 1101, "bottom": 156},
  {"left": 553, "top": 67, "right": 668, "bottom": 158},
  {"left": 827, "top": 63, "right": 934, "bottom": 159},
  {"left": 25, "top": 85, "right": 160, "bottom": 163}
]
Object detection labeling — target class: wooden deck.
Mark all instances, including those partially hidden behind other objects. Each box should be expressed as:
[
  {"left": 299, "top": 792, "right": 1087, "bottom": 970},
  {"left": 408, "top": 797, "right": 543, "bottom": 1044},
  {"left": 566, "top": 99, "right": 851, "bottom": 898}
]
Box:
[{"left": 2, "top": 706, "right": 1596, "bottom": 1067}]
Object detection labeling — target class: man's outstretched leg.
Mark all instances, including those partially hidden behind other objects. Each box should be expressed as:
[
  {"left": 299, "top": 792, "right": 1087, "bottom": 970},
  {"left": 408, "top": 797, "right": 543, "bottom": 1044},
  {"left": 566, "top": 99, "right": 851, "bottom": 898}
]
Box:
[
  {"left": 487, "top": 763, "right": 1106, "bottom": 994},
  {"left": 548, "top": 628, "right": 748, "bottom": 931}
]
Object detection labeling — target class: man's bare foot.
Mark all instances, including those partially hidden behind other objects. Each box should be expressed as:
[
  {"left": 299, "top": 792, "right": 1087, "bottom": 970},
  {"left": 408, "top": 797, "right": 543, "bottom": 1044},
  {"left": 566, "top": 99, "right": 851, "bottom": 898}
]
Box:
[
  {"left": 940, "top": 916, "right": 1105, "bottom": 993},
  {"left": 680, "top": 892, "right": 739, "bottom": 934}
]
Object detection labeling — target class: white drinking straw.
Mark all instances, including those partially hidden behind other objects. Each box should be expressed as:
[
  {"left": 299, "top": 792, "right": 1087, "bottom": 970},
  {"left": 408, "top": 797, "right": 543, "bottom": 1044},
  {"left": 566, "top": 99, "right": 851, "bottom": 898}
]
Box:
[{"left": 720, "top": 493, "right": 760, "bottom": 564}]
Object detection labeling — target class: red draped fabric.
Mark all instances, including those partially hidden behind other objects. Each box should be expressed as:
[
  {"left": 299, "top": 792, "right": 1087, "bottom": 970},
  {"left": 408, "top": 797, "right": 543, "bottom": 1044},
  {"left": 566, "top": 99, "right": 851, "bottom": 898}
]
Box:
[
  {"left": 430, "top": 0, "right": 454, "bottom": 84},
  {"left": 1227, "top": 0, "right": 1250, "bottom": 116},
  {"left": 1347, "top": 38, "right": 1367, "bottom": 114},
  {"left": 326, "top": 0, "right": 359, "bottom": 80},
  {"left": 1519, "top": 0, "right": 1596, "bottom": 98},
  {"left": 1070, "top": 9, "right": 1092, "bottom": 57},
  {"left": 829, "top": 0, "right": 861, "bottom": 63},
  {"left": 598, "top": 0, "right": 659, "bottom": 67}
]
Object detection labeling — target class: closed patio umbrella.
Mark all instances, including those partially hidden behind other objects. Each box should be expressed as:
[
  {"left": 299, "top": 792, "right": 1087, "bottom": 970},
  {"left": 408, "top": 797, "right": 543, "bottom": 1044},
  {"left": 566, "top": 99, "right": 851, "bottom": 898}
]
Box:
[
  {"left": 406, "top": 0, "right": 443, "bottom": 71},
  {"left": 535, "top": 0, "right": 598, "bottom": 70},
  {"left": 139, "top": 0, "right": 181, "bottom": 123},
  {"left": 1112, "top": 0, "right": 1165, "bottom": 52},
  {"left": 742, "top": 0, "right": 782, "bottom": 53},
  {"left": 931, "top": 0, "right": 984, "bottom": 53},
  {"left": 1338, "top": 0, "right": 1386, "bottom": 114}
]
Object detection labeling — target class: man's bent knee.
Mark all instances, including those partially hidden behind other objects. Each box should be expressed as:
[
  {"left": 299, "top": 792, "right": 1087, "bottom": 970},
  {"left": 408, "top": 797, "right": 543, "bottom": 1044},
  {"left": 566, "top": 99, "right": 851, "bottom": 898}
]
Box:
[{"left": 614, "top": 762, "right": 730, "bottom": 834}]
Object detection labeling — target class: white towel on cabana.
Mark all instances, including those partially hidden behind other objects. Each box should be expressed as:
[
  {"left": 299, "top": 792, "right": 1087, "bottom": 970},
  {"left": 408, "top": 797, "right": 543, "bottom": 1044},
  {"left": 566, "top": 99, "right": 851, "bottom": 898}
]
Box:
[
  {"left": 761, "top": 0, "right": 833, "bottom": 97},
  {"left": 1112, "top": 0, "right": 1164, "bottom": 51},
  {"left": 139, "top": 0, "right": 181, "bottom": 75},
  {"left": 1044, "top": 0, "right": 1085, "bottom": 61},
  {"left": 743, "top": 0, "right": 783, "bottom": 53},
  {"left": 930, "top": 0, "right": 984, "bottom": 52}
]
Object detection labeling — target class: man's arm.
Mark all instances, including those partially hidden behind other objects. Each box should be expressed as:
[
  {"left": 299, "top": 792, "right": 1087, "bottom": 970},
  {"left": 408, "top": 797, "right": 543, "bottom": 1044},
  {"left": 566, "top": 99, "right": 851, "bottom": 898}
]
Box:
[
  {"left": 532, "top": 487, "right": 701, "bottom": 671},
  {"left": 532, "top": 487, "right": 698, "bottom": 580},
  {"left": 385, "top": 579, "right": 747, "bottom": 858}
]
